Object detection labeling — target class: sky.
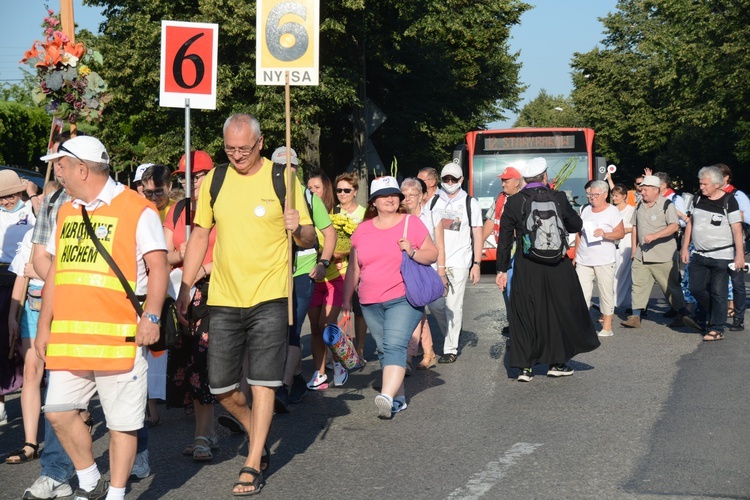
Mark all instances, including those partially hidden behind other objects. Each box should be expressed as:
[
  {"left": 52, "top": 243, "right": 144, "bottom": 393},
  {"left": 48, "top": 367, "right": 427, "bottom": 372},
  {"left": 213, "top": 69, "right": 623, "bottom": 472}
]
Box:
[{"left": 1, "top": 0, "right": 620, "bottom": 128}]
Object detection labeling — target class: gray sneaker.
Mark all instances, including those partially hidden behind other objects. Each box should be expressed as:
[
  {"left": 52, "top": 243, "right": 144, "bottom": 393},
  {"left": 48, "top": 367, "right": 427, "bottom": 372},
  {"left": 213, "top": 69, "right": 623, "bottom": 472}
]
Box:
[
  {"left": 130, "top": 449, "right": 151, "bottom": 479},
  {"left": 23, "top": 476, "right": 74, "bottom": 499}
]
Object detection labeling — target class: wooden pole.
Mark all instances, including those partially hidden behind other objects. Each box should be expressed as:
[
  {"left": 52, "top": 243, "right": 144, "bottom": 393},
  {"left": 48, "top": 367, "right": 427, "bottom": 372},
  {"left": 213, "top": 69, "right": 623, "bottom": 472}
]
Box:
[
  {"left": 59, "top": 0, "right": 76, "bottom": 137},
  {"left": 285, "top": 71, "right": 294, "bottom": 326}
]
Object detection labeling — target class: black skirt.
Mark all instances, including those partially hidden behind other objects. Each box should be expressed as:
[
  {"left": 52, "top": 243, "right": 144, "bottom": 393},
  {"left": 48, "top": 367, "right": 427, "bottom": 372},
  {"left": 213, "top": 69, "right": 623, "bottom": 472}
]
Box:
[{"left": 508, "top": 255, "right": 600, "bottom": 369}]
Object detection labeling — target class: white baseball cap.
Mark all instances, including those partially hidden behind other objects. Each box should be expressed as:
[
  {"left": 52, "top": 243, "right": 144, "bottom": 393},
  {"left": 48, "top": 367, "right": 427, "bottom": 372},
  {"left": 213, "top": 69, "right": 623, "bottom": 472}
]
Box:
[
  {"left": 40, "top": 136, "right": 110, "bottom": 165},
  {"left": 133, "top": 163, "right": 154, "bottom": 183}
]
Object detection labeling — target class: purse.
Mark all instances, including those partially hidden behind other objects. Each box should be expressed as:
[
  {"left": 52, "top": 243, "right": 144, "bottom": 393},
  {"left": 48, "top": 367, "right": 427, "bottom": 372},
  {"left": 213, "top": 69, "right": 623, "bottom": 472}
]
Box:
[
  {"left": 400, "top": 214, "right": 444, "bottom": 307},
  {"left": 82, "top": 207, "right": 179, "bottom": 352}
]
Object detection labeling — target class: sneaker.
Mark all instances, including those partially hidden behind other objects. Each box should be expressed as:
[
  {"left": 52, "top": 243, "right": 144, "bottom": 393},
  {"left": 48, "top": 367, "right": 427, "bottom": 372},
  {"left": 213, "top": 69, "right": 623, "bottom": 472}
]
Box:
[
  {"left": 517, "top": 368, "right": 533, "bottom": 382},
  {"left": 598, "top": 329, "right": 614, "bottom": 337},
  {"left": 274, "top": 386, "right": 289, "bottom": 414},
  {"left": 307, "top": 371, "right": 329, "bottom": 391},
  {"left": 0, "top": 409, "right": 6, "bottom": 426},
  {"left": 547, "top": 364, "right": 574, "bottom": 377},
  {"left": 332, "top": 362, "right": 348, "bottom": 387},
  {"left": 72, "top": 478, "right": 108, "bottom": 499},
  {"left": 130, "top": 449, "right": 151, "bottom": 479},
  {"left": 374, "top": 394, "right": 394, "bottom": 418},
  {"left": 621, "top": 315, "right": 641, "bottom": 328},
  {"left": 391, "top": 397, "right": 408, "bottom": 414},
  {"left": 23, "top": 475, "right": 74, "bottom": 499},
  {"left": 218, "top": 414, "right": 245, "bottom": 435},
  {"left": 729, "top": 318, "right": 744, "bottom": 331},
  {"left": 288, "top": 374, "right": 309, "bottom": 404},
  {"left": 680, "top": 314, "right": 703, "bottom": 332}
]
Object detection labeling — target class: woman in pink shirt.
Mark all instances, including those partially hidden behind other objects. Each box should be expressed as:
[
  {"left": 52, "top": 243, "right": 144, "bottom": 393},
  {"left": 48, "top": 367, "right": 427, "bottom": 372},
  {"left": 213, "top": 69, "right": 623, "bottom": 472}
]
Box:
[{"left": 343, "top": 177, "right": 437, "bottom": 418}]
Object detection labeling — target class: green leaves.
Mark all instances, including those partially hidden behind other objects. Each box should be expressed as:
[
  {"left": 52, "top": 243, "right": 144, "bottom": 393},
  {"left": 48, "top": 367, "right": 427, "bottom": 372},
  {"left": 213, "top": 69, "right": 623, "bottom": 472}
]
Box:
[{"left": 572, "top": 0, "right": 750, "bottom": 187}]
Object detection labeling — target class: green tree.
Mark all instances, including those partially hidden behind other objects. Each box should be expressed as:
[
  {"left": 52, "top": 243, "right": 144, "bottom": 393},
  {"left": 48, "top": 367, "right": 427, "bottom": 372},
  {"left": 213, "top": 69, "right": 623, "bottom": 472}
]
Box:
[
  {"left": 571, "top": 0, "right": 750, "bottom": 188},
  {"left": 85, "top": 0, "right": 529, "bottom": 179},
  {"left": 0, "top": 101, "right": 51, "bottom": 167},
  {"left": 514, "top": 90, "right": 580, "bottom": 128}
]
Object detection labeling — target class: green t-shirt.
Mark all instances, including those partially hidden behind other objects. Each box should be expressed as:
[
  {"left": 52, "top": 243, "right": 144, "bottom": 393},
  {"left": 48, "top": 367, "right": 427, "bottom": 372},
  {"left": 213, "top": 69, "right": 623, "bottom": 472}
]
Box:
[{"left": 294, "top": 191, "right": 332, "bottom": 277}]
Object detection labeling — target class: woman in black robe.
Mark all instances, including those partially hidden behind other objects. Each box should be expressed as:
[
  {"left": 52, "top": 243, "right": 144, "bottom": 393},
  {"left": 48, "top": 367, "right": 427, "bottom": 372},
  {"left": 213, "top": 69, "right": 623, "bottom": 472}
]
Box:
[{"left": 496, "top": 160, "right": 599, "bottom": 382}]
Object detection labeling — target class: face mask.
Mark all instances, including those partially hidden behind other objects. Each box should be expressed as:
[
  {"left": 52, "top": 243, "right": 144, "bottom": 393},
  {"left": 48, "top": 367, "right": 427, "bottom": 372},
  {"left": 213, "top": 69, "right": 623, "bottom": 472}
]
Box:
[
  {"left": 442, "top": 182, "right": 461, "bottom": 195},
  {"left": 0, "top": 199, "right": 23, "bottom": 213}
]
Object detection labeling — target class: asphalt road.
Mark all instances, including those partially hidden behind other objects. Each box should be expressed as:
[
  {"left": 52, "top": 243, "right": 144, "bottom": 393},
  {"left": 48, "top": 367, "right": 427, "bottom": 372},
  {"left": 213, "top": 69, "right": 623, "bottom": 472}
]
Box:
[{"left": 1, "top": 275, "right": 748, "bottom": 499}]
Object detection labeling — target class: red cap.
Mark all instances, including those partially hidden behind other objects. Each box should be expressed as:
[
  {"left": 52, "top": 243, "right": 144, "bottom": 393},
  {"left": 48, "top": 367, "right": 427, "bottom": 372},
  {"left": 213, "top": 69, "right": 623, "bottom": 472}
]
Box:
[
  {"left": 176, "top": 150, "right": 214, "bottom": 174},
  {"left": 499, "top": 166, "right": 522, "bottom": 180}
]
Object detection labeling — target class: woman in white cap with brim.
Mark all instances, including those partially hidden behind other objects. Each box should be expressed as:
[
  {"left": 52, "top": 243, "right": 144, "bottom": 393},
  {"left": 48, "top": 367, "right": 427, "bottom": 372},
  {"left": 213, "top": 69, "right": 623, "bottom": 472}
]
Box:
[{"left": 342, "top": 176, "right": 438, "bottom": 418}]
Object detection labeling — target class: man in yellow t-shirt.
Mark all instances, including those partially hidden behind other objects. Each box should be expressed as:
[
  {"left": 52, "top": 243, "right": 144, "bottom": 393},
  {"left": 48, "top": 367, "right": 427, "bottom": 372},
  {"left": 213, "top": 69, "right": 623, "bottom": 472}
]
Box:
[{"left": 177, "top": 114, "right": 314, "bottom": 496}]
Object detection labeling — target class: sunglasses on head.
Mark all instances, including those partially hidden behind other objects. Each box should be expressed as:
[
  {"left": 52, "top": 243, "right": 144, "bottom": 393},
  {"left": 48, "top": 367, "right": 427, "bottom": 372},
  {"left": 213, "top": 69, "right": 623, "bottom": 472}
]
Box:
[
  {"left": 441, "top": 176, "right": 460, "bottom": 184},
  {"left": 336, "top": 188, "right": 353, "bottom": 194}
]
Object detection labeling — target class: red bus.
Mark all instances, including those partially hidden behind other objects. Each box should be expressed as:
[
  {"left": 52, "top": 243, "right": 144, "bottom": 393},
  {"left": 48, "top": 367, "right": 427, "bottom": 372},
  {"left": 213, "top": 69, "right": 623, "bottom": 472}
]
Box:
[{"left": 453, "top": 127, "right": 606, "bottom": 262}]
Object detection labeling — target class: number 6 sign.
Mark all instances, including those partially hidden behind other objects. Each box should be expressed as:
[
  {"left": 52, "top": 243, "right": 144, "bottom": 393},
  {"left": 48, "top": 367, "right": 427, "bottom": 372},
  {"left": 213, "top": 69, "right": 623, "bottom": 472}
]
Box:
[
  {"left": 257, "top": 0, "right": 319, "bottom": 86},
  {"left": 160, "top": 21, "right": 219, "bottom": 109}
]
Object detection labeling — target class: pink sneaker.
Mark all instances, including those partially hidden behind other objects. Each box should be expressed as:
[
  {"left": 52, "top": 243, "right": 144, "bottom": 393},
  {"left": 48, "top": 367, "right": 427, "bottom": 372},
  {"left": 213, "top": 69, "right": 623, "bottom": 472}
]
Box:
[{"left": 306, "top": 371, "right": 329, "bottom": 391}]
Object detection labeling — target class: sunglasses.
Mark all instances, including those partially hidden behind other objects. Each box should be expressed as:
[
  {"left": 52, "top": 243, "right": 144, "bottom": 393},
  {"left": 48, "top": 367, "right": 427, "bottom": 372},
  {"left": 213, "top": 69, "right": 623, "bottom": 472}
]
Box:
[
  {"left": 336, "top": 188, "right": 353, "bottom": 194},
  {"left": 143, "top": 188, "right": 167, "bottom": 198},
  {"left": 441, "top": 176, "right": 461, "bottom": 184},
  {"left": 178, "top": 171, "right": 208, "bottom": 184}
]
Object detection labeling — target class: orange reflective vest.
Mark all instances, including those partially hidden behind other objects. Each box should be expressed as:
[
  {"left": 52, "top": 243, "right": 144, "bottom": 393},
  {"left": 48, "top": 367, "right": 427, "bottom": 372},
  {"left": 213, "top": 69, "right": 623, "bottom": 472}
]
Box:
[{"left": 46, "top": 189, "right": 153, "bottom": 371}]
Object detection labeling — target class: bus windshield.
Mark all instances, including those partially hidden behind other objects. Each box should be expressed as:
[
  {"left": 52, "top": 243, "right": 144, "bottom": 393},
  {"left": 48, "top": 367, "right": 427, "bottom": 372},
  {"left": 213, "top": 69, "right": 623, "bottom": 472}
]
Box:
[{"left": 471, "top": 152, "right": 590, "bottom": 212}]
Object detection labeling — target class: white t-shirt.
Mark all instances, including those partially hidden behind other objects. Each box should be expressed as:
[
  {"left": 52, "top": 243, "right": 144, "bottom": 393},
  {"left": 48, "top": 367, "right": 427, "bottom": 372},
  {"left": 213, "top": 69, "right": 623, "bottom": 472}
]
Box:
[
  {"left": 430, "top": 190, "right": 482, "bottom": 268},
  {"left": 0, "top": 201, "right": 35, "bottom": 263},
  {"left": 47, "top": 178, "right": 167, "bottom": 295},
  {"left": 9, "top": 228, "right": 43, "bottom": 288},
  {"left": 616, "top": 204, "right": 636, "bottom": 249},
  {"left": 576, "top": 204, "right": 623, "bottom": 266}
]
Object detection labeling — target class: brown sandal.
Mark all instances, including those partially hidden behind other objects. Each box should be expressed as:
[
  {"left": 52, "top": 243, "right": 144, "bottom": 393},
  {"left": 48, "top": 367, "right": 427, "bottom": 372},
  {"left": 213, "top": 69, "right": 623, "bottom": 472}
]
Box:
[
  {"left": 5, "top": 442, "right": 40, "bottom": 464},
  {"left": 703, "top": 331, "right": 724, "bottom": 342}
]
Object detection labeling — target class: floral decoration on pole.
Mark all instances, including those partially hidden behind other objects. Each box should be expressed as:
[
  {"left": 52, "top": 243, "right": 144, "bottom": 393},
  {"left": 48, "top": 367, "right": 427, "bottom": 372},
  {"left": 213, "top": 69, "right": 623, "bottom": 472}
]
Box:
[{"left": 20, "top": 8, "right": 111, "bottom": 124}]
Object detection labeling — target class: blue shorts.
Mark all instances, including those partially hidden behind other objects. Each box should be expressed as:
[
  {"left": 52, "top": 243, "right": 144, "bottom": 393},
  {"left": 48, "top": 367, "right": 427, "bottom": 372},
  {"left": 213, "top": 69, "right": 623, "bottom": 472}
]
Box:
[{"left": 20, "top": 285, "right": 42, "bottom": 339}]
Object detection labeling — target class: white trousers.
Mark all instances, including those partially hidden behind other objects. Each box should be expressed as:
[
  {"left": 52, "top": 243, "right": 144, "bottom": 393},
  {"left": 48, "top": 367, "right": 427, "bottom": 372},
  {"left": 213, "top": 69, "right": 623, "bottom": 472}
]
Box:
[{"left": 429, "top": 266, "right": 470, "bottom": 355}]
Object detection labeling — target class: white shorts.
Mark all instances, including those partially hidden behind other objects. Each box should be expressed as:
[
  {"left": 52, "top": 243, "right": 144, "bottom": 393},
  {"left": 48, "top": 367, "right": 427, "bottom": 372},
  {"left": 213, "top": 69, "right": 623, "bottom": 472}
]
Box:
[{"left": 44, "top": 347, "right": 148, "bottom": 432}]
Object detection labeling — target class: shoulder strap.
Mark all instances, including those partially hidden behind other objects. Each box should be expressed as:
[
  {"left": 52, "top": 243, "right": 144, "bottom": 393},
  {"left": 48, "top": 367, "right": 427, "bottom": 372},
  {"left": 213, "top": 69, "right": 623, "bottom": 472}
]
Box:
[
  {"left": 46, "top": 187, "right": 65, "bottom": 218},
  {"left": 172, "top": 198, "right": 188, "bottom": 226},
  {"left": 81, "top": 207, "right": 144, "bottom": 324},
  {"left": 209, "top": 164, "right": 230, "bottom": 224},
  {"left": 662, "top": 197, "right": 672, "bottom": 214},
  {"left": 271, "top": 162, "right": 286, "bottom": 211},
  {"left": 429, "top": 195, "right": 439, "bottom": 210},
  {"left": 402, "top": 214, "right": 410, "bottom": 239}
]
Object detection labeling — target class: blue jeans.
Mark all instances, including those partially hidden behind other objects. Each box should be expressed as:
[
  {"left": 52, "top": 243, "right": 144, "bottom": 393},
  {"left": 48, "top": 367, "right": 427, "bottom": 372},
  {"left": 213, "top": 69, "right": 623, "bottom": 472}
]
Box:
[
  {"left": 40, "top": 411, "right": 75, "bottom": 483},
  {"left": 290, "top": 274, "right": 315, "bottom": 347},
  {"left": 361, "top": 296, "right": 423, "bottom": 368},
  {"left": 688, "top": 253, "right": 731, "bottom": 333}
]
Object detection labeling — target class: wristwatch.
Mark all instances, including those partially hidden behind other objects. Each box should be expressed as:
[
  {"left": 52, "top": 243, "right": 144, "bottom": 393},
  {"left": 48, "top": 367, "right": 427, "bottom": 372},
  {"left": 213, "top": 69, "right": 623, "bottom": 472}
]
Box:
[
  {"left": 143, "top": 313, "right": 161, "bottom": 326},
  {"left": 473, "top": 261, "right": 481, "bottom": 266},
  {"left": 319, "top": 259, "right": 331, "bottom": 268}
]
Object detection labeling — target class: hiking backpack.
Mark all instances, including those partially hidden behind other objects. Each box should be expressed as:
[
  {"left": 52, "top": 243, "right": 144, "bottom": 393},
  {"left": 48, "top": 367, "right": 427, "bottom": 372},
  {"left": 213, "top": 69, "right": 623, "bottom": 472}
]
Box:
[{"left": 520, "top": 187, "right": 568, "bottom": 264}]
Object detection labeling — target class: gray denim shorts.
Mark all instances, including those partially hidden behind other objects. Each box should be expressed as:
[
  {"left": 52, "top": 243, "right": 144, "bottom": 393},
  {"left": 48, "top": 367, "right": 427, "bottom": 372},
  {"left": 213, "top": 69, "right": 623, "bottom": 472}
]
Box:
[{"left": 207, "top": 299, "right": 287, "bottom": 393}]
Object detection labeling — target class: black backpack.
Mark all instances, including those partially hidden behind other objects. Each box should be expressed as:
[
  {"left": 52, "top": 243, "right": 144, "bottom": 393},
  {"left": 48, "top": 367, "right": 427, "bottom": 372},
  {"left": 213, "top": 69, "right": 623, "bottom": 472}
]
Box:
[
  {"left": 172, "top": 162, "right": 313, "bottom": 225},
  {"left": 520, "top": 187, "right": 568, "bottom": 264}
]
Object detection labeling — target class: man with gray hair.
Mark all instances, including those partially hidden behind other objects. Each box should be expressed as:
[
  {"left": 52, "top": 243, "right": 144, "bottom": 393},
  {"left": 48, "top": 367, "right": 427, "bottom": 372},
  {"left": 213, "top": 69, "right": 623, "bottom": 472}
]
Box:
[
  {"left": 35, "top": 135, "right": 169, "bottom": 500},
  {"left": 680, "top": 166, "right": 745, "bottom": 341},
  {"left": 622, "top": 175, "right": 700, "bottom": 330},
  {"left": 177, "top": 114, "right": 315, "bottom": 495}
]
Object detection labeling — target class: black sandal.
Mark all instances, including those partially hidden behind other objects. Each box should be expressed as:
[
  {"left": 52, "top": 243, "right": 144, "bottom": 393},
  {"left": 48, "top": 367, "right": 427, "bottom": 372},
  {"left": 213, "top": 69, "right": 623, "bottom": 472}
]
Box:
[
  {"left": 233, "top": 466, "right": 265, "bottom": 496},
  {"left": 5, "top": 442, "right": 40, "bottom": 464},
  {"left": 439, "top": 353, "right": 457, "bottom": 364}
]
